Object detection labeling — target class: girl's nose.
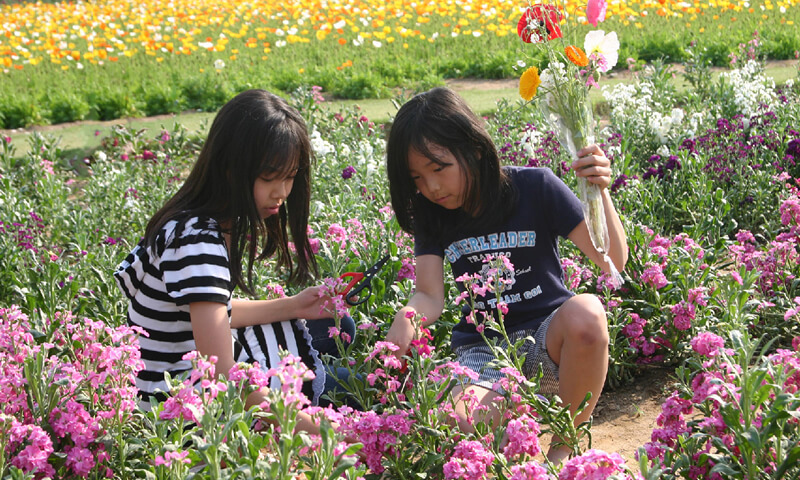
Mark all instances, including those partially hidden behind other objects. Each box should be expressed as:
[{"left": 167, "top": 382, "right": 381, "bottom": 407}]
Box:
[
  {"left": 272, "top": 179, "right": 291, "bottom": 199},
  {"left": 425, "top": 178, "right": 440, "bottom": 194}
]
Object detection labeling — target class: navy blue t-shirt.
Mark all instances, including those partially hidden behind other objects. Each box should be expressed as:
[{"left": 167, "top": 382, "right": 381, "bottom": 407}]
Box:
[{"left": 415, "top": 167, "right": 585, "bottom": 348}]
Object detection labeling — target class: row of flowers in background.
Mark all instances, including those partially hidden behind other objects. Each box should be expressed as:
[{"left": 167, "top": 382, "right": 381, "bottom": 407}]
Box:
[
  {"left": 1, "top": 0, "right": 799, "bottom": 128},
  {"left": 2, "top": 0, "right": 797, "bottom": 71},
  {"left": 1, "top": 36, "right": 800, "bottom": 480}
]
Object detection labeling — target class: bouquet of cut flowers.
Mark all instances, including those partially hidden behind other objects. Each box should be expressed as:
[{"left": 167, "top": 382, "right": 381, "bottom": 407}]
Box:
[{"left": 516, "top": 0, "right": 623, "bottom": 286}]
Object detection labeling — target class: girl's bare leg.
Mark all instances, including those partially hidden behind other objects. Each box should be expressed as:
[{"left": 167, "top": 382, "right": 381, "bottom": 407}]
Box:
[{"left": 545, "top": 293, "right": 609, "bottom": 464}]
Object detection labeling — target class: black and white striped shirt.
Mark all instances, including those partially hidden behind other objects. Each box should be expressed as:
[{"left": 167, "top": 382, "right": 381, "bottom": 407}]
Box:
[
  {"left": 115, "top": 216, "right": 326, "bottom": 409},
  {"left": 114, "top": 216, "right": 234, "bottom": 406}
]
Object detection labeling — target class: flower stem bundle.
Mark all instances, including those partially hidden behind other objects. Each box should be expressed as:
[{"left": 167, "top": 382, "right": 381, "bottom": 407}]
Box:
[{"left": 516, "top": 0, "right": 623, "bottom": 286}]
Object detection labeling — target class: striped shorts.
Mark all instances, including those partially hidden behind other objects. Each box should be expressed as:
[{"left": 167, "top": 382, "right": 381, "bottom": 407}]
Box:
[
  {"left": 233, "top": 319, "right": 327, "bottom": 406},
  {"left": 453, "top": 309, "right": 560, "bottom": 395}
]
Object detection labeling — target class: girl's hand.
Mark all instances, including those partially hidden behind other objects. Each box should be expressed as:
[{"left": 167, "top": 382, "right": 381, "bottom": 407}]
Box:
[
  {"left": 571, "top": 144, "right": 613, "bottom": 189},
  {"left": 385, "top": 310, "right": 417, "bottom": 361},
  {"left": 290, "top": 286, "right": 335, "bottom": 320}
]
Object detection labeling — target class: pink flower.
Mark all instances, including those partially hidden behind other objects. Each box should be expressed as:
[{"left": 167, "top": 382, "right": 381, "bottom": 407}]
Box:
[
  {"left": 154, "top": 450, "right": 190, "bottom": 467},
  {"left": 586, "top": 0, "right": 607, "bottom": 26},
  {"left": 640, "top": 262, "right": 668, "bottom": 289},
  {"left": 443, "top": 440, "right": 494, "bottom": 480},
  {"left": 558, "top": 449, "right": 627, "bottom": 479},
  {"left": 690, "top": 332, "right": 725, "bottom": 358},
  {"left": 503, "top": 414, "right": 542, "bottom": 459},
  {"left": 784, "top": 297, "right": 800, "bottom": 320},
  {"left": 65, "top": 446, "right": 95, "bottom": 477},
  {"left": 510, "top": 462, "right": 550, "bottom": 480},
  {"left": 670, "top": 301, "right": 695, "bottom": 331},
  {"left": 397, "top": 257, "right": 416, "bottom": 281}
]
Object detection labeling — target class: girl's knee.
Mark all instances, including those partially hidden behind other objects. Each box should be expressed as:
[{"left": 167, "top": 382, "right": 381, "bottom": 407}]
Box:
[{"left": 559, "top": 295, "right": 608, "bottom": 347}]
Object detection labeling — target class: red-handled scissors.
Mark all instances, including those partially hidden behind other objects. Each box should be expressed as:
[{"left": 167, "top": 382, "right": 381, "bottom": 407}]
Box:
[{"left": 339, "top": 254, "right": 390, "bottom": 306}]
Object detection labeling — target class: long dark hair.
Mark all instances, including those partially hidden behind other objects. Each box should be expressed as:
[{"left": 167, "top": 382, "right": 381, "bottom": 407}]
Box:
[
  {"left": 144, "top": 89, "right": 316, "bottom": 294},
  {"left": 386, "top": 87, "right": 515, "bottom": 237}
]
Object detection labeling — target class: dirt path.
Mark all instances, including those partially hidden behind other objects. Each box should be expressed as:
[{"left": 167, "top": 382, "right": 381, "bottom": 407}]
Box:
[{"left": 588, "top": 366, "right": 674, "bottom": 462}]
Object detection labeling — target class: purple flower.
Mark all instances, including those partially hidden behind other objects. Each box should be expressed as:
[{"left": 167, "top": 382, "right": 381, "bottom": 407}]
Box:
[
  {"left": 341, "top": 165, "right": 356, "bottom": 179},
  {"left": 786, "top": 138, "right": 800, "bottom": 159}
]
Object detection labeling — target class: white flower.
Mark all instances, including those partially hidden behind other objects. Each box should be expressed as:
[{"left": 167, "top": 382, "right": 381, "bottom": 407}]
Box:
[
  {"left": 214, "top": 59, "right": 225, "bottom": 70},
  {"left": 310, "top": 130, "right": 334, "bottom": 156},
  {"left": 95, "top": 151, "right": 107, "bottom": 162},
  {"left": 584, "top": 30, "right": 619, "bottom": 72},
  {"left": 275, "top": 40, "right": 287, "bottom": 48},
  {"left": 372, "top": 40, "right": 382, "bottom": 48}
]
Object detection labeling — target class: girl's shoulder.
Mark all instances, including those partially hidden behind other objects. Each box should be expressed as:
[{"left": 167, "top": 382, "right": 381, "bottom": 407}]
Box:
[
  {"left": 502, "top": 166, "right": 557, "bottom": 189},
  {"left": 161, "top": 214, "right": 223, "bottom": 250}
]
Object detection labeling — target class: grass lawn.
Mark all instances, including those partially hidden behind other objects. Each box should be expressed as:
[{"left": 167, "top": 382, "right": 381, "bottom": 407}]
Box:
[{"left": 3, "top": 62, "right": 796, "bottom": 158}]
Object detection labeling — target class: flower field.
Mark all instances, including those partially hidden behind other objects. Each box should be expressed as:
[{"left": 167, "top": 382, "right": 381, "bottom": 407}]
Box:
[
  {"left": 1, "top": 21, "right": 800, "bottom": 473},
  {"left": 1, "top": 0, "right": 799, "bottom": 127}
]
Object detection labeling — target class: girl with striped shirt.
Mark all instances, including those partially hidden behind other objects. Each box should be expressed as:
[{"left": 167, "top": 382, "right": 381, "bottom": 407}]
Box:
[{"left": 114, "top": 89, "right": 353, "bottom": 434}]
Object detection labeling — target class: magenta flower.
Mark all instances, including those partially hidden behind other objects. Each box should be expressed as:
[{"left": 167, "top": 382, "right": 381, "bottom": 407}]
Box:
[
  {"left": 690, "top": 332, "right": 725, "bottom": 358},
  {"left": 586, "top": 0, "right": 607, "bottom": 26},
  {"left": 443, "top": 440, "right": 494, "bottom": 480},
  {"left": 785, "top": 297, "right": 800, "bottom": 320},
  {"left": 509, "top": 461, "right": 550, "bottom": 480},
  {"left": 397, "top": 257, "right": 415, "bottom": 281},
  {"left": 670, "top": 301, "right": 695, "bottom": 331},
  {"left": 640, "top": 262, "right": 668, "bottom": 289},
  {"left": 503, "top": 414, "right": 542, "bottom": 459},
  {"left": 558, "top": 449, "right": 627, "bottom": 479}
]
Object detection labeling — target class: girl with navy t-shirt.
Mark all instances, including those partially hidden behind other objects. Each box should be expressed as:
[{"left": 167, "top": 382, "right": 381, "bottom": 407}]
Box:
[{"left": 384, "top": 87, "right": 628, "bottom": 463}]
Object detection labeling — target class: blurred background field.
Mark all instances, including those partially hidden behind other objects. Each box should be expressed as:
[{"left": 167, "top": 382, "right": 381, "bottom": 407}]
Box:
[{"left": 1, "top": 0, "right": 798, "bottom": 128}]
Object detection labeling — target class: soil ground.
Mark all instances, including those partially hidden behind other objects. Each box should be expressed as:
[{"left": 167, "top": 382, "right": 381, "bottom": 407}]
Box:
[{"left": 587, "top": 366, "right": 675, "bottom": 462}]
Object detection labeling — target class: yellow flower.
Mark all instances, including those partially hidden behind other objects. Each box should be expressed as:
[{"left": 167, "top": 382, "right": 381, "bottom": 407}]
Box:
[{"left": 519, "top": 66, "right": 541, "bottom": 101}]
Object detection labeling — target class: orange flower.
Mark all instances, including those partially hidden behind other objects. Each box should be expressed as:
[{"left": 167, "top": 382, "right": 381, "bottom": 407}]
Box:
[
  {"left": 519, "top": 66, "right": 541, "bottom": 101},
  {"left": 565, "top": 45, "right": 589, "bottom": 67}
]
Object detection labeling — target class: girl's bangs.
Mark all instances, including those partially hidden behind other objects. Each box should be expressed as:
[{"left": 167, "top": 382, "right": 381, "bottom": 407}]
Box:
[{"left": 258, "top": 138, "right": 303, "bottom": 178}]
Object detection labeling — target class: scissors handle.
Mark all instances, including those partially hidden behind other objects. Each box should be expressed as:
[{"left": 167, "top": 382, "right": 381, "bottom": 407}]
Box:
[
  {"left": 338, "top": 272, "right": 364, "bottom": 296},
  {"left": 338, "top": 254, "right": 390, "bottom": 306}
]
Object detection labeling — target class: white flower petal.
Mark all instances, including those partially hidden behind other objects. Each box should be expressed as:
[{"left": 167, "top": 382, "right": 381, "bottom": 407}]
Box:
[{"left": 584, "top": 30, "right": 606, "bottom": 54}]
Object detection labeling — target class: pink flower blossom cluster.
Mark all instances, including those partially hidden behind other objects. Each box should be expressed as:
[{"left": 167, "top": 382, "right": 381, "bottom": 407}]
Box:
[
  {"left": 325, "top": 218, "right": 369, "bottom": 257},
  {"left": 334, "top": 408, "right": 413, "bottom": 474},
  {"left": 266, "top": 353, "right": 315, "bottom": 407},
  {"left": 502, "top": 414, "right": 542, "bottom": 459},
  {"left": 620, "top": 312, "right": 662, "bottom": 364},
  {"left": 644, "top": 392, "right": 693, "bottom": 461},
  {"left": 561, "top": 256, "right": 594, "bottom": 291},
  {"left": 0, "top": 306, "right": 143, "bottom": 478},
  {"left": 443, "top": 439, "right": 495, "bottom": 480},
  {"left": 509, "top": 461, "right": 550, "bottom": 480},
  {"left": 729, "top": 212, "right": 800, "bottom": 295},
  {"left": 643, "top": 332, "right": 800, "bottom": 476},
  {"left": 558, "top": 449, "right": 630, "bottom": 479},
  {"left": 364, "top": 342, "right": 403, "bottom": 402}
]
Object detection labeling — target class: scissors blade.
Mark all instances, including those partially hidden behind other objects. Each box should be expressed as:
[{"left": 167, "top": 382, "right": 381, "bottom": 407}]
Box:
[{"left": 344, "top": 254, "right": 390, "bottom": 305}]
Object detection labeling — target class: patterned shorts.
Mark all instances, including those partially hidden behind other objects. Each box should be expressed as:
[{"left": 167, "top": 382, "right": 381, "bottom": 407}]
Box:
[{"left": 453, "top": 309, "right": 560, "bottom": 395}]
